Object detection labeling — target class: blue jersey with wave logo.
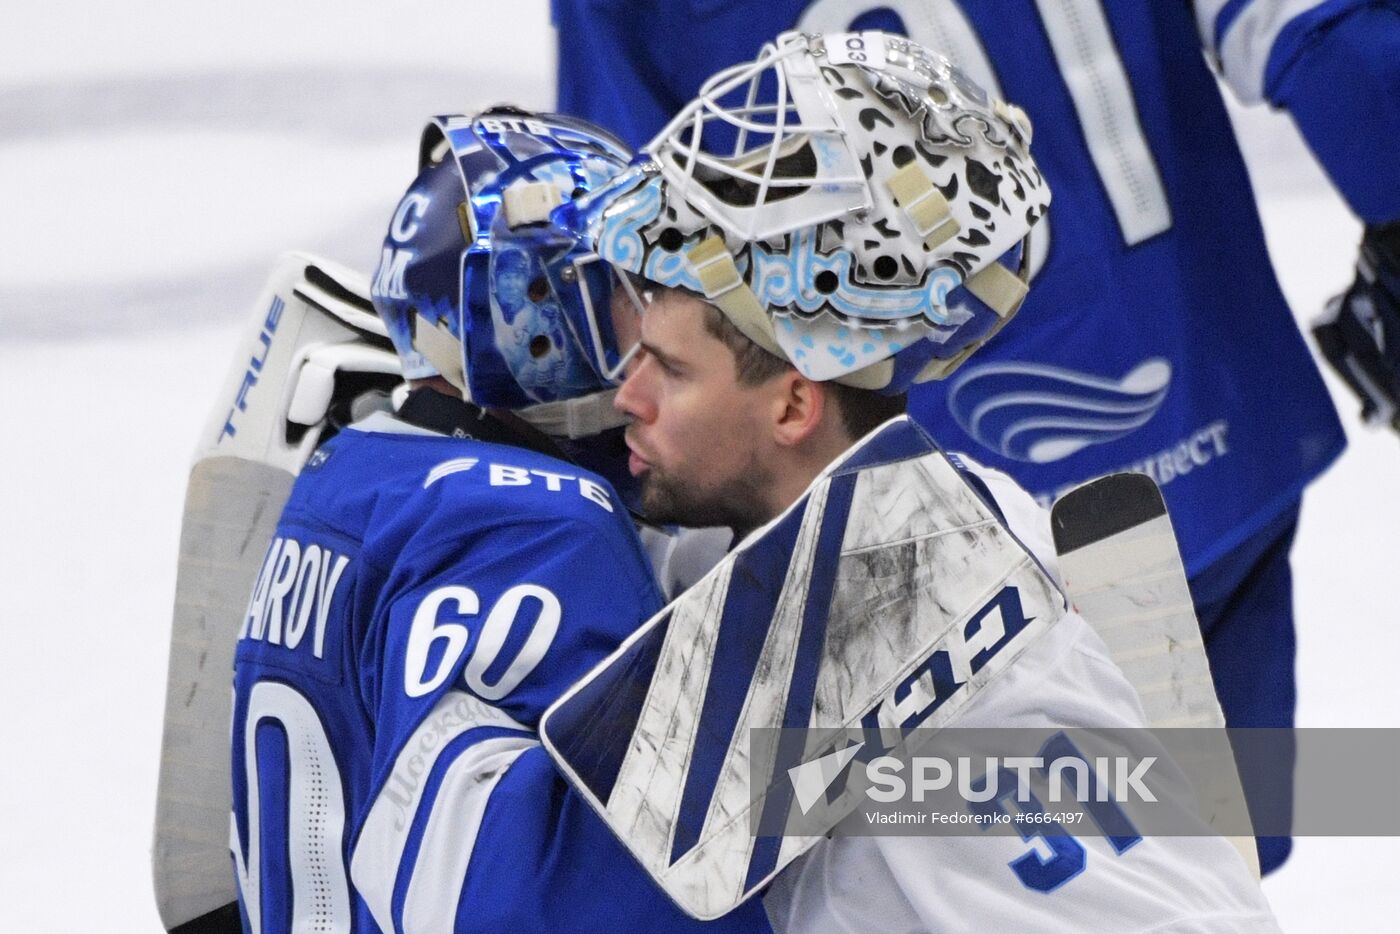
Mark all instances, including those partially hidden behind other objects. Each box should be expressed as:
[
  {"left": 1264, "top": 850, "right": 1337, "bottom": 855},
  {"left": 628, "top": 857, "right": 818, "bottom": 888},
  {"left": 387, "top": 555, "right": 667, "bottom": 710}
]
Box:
[{"left": 555, "top": 0, "right": 1350, "bottom": 574}]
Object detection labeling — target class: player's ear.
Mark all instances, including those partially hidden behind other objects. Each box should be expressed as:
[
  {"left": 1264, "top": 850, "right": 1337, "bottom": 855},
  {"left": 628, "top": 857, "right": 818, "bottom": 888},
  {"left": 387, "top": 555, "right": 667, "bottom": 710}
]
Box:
[{"left": 770, "top": 369, "right": 827, "bottom": 449}]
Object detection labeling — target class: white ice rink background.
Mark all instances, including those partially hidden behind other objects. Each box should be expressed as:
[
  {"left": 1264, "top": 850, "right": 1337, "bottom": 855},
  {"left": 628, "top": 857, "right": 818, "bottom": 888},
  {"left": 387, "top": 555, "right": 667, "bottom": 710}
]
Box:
[{"left": 1, "top": 2, "right": 1396, "bottom": 930}]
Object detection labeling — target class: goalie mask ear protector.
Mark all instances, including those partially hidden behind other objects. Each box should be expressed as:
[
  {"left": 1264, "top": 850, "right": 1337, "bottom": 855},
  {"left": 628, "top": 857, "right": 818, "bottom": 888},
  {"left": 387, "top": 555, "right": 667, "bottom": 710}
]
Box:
[{"left": 586, "top": 30, "right": 1049, "bottom": 394}]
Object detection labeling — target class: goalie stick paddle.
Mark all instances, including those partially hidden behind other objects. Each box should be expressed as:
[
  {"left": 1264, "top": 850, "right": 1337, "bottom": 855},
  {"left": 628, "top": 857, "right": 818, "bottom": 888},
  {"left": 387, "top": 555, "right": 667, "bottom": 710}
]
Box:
[
  {"left": 1051, "top": 472, "right": 1261, "bottom": 878},
  {"left": 541, "top": 416, "right": 1064, "bottom": 919},
  {"left": 152, "top": 253, "right": 399, "bottom": 931}
]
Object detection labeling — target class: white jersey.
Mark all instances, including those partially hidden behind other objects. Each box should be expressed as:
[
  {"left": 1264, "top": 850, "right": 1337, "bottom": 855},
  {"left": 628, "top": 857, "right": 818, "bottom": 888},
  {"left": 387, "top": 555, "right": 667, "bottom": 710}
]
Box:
[
  {"left": 762, "top": 456, "right": 1279, "bottom": 933},
  {"left": 638, "top": 524, "right": 735, "bottom": 600}
]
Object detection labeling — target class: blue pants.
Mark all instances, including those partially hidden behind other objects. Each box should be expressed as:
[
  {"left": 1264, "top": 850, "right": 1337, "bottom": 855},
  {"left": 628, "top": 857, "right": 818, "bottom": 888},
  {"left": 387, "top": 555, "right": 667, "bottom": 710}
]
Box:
[{"left": 1188, "top": 501, "right": 1301, "bottom": 875}]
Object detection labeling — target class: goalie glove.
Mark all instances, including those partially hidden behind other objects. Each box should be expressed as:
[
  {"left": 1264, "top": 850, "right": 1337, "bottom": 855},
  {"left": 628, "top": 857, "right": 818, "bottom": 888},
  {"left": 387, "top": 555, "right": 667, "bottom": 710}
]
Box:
[
  {"left": 201, "top": 252, "right": 404, "bottom": 468},
  {"left": 1313, "top": 221, "right": 1400, "bottom": 432}
]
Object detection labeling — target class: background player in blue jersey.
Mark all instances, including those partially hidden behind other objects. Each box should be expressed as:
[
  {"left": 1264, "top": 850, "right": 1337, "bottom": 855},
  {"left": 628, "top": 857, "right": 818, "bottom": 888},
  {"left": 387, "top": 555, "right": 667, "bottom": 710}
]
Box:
[
  {"left": 553, "top": 0, "right": 1400, "bottom": 873},
  {"left": 228, "top": 108, "right": 768, "bottom": 932}
]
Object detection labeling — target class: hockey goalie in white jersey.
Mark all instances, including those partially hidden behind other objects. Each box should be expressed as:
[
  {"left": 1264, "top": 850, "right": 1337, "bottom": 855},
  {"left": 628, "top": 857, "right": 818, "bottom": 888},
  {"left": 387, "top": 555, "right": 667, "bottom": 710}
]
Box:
[{"left": 538, "top": 31, "right": 1280, "bottom": 931}]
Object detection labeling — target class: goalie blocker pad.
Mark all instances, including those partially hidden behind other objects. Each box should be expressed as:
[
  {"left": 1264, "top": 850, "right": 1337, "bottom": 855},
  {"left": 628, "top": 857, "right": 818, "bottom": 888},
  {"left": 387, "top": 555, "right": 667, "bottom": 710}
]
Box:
[
  {"left": 540, "top": 416, "right": 1064, "bottom": 919},
  {"left": 152, "top": 252, "right": 401, "bottom": 931}
]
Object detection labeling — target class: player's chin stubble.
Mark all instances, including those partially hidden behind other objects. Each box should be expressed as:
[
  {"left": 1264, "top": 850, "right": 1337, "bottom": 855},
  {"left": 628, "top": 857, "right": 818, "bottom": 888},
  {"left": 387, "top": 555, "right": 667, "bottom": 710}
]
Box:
[{"left": 640, "top": 460, "right": 773, "bottom": 537}]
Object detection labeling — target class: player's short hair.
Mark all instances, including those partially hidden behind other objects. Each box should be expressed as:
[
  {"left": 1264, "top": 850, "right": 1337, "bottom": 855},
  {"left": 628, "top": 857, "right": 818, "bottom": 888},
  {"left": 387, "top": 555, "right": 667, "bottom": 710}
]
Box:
[
  {"left": 694, "top": 296, "right": 790, "bottom": 386},
  {"left": 828, "top": 380, "right": 909, "bottom": 442},
  {"left": 693, "top": 293, "right": 907, "bottom": 441}
]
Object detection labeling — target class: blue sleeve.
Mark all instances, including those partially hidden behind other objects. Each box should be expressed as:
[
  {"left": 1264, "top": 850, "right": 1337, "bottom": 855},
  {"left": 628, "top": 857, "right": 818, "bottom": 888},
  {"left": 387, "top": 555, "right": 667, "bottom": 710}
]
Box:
[
  {"left": 1265, "top": 1, "right": 1400, "bottom": 222},
  {"left": 456, "top": 746, "right": 772, "bottom": 931},
  {"left": 1205, "top": 0, "right": 1400, "bottom": 222}
]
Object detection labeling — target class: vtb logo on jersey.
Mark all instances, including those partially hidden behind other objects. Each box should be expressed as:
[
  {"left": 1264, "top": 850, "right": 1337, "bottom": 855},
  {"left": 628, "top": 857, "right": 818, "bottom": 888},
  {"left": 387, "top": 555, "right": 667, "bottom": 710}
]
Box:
[{"left": 946, "top": 358, "right": 1172, "bottom": 463}]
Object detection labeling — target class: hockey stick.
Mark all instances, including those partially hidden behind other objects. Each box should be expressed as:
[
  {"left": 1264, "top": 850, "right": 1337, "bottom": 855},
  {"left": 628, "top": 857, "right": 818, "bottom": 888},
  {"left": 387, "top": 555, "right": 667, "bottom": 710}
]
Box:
[{"left": 1051, "top": 472, "right": 1261, "bottom": 878}]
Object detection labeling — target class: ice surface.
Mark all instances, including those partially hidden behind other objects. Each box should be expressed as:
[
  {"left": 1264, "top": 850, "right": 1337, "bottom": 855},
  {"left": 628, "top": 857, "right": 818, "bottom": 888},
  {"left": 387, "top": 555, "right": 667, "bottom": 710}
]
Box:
[{"left": 1, "top": 3, "right": 1395, "bottom": 930}]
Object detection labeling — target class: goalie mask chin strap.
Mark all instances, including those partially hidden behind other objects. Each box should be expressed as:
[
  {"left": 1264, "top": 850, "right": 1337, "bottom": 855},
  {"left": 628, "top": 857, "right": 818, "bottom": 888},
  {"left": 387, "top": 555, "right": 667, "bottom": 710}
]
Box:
[
  {"left": 517, "top": 389, "right": 629, "bottom": 439},
  {"left": 395, "top": 387, "right": 569, "bottom": 464}
]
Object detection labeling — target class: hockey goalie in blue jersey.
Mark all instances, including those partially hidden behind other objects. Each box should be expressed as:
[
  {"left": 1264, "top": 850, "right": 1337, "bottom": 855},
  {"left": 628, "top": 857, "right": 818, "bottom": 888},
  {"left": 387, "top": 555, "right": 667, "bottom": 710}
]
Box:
[
  {"left": 553, "top": 0, "right": 1400, "bottom": 874},
  {"left": 228, "top": 109, "right": 768, "bottom": 932}
]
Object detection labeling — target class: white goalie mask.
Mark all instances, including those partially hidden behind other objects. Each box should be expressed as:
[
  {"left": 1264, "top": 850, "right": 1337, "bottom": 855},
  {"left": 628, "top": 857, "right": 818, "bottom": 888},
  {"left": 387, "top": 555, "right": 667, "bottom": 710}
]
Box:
[{"left": 587, "top": 30, "right": 1051, "bottom": 392}]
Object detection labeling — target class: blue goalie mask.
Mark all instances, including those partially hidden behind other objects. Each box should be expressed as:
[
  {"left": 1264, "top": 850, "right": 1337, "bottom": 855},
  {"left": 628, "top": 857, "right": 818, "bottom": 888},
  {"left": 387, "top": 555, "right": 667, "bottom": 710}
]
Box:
[
  {"left": 369, "top": 109, "right": 645, "bottom": 509},
  {"left": 370, "top": 108, "right": 635, "bottom": 412}
]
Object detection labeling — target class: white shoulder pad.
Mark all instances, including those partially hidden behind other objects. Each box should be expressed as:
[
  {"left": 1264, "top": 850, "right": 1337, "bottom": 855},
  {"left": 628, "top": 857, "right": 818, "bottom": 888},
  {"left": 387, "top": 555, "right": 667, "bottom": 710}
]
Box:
[{"left": 947, "top": 451, "right": 1061, "bottom": 582}]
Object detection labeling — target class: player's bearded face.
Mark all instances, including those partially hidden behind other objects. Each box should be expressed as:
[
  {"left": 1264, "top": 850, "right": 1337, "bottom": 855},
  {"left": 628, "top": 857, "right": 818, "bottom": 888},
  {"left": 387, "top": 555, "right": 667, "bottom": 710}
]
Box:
[{"left": 612, "top": 288, "right": 778, "bottom": 533}]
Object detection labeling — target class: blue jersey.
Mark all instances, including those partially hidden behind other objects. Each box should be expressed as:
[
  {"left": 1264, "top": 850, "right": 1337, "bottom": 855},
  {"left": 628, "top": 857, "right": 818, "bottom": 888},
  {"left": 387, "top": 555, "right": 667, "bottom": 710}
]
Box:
[
  {"left": 554, "top": 0, "right": 1355, "bottom": 575},
  {"left": 229, "top": 412, "right": 769, "bottom": 931},
  {"left": 1195, "top": 0, "right": 1400, "bottom": 225}
]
